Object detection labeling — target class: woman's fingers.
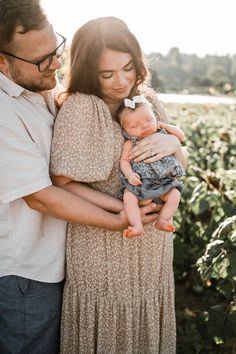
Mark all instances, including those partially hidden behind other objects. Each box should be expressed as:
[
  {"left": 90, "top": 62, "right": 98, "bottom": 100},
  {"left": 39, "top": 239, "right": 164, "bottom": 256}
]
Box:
[
  {"left": 142, "top": 152, "right": 166, "bottom": 163},
  {"left": 131, "top": 149, "right": 156, "bottom": 163},
  {"left": 128, "top": 133, "right": 180, "bottom": 162},
  {"left": 128, "top": 145, "right": 149, "bottom": 161}
]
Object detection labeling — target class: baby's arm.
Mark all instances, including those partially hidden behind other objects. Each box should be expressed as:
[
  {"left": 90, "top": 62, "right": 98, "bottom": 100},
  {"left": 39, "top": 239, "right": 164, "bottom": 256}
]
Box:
[
  {"left": 157, "top": 122, "right": 185, "bottom": 142},
  {"left": 120, "top": 140, "right": 142, "bottom": 185}
]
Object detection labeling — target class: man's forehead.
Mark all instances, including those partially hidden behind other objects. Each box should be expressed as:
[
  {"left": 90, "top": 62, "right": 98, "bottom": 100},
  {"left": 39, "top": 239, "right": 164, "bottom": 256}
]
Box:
[{"left": 11, "top": 23, "right": 55, "bottom": 53}]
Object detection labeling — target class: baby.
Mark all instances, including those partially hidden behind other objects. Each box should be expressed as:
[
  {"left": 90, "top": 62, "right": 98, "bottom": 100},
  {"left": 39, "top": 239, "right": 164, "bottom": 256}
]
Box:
[{"left": 118, "top": 95, "right": 185, "bottom": 238}]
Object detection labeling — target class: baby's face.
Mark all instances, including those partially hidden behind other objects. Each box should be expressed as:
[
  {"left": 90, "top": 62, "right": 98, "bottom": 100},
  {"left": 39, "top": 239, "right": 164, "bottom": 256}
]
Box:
[{"left": 122, "top": 104, "right": 158, "bottom": 138}]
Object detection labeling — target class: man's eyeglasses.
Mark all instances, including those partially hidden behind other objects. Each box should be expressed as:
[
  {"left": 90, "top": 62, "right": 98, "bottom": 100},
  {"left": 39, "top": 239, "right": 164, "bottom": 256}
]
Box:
[{"left": 2, "top": 32, "right": 66, "bottom": 72}]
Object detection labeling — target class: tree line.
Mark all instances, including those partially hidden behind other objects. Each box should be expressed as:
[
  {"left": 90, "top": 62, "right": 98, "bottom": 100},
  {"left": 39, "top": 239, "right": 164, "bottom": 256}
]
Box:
[{"left": 147, "top": 47, "right": 236, "bottom": 95}]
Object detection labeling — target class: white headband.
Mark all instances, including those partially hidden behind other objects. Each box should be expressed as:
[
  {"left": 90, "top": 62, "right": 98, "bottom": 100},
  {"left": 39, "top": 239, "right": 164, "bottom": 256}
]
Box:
[{"left": 124, "top": 95, "right": 149, "bottom": 109}]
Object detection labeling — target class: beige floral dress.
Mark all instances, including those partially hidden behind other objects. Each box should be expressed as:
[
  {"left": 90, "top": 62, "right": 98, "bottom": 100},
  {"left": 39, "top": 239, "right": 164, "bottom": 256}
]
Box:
[{"left": 50, "top": 92, "right": 176, "bottom": 354}]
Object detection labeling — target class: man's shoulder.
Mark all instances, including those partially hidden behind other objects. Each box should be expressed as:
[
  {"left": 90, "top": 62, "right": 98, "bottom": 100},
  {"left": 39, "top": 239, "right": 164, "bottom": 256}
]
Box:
[{"left": 0, "top": 90, "right": 17, "bottom": 118}]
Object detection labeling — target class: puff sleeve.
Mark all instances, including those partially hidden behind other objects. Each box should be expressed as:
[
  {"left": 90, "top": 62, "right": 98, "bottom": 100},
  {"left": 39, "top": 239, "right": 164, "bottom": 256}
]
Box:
[{"left": 50, "top": 93, "right": 114, "bottom": 182}]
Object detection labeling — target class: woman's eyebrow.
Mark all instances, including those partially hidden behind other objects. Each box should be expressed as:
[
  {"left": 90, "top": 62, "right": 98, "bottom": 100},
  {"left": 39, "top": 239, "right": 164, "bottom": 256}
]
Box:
[{"left": 98, "top": 59, "right": 133, "bottom": 74}]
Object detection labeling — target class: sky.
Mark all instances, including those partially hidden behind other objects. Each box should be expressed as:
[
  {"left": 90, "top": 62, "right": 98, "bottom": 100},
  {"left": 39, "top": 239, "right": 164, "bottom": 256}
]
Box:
[{"left": 41, "top": 0, "right": 235, "bottom": 57}]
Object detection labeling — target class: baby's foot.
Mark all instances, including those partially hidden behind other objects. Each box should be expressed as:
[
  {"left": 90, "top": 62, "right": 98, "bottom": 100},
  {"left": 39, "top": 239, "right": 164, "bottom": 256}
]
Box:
[
  {"left": 123, "top": 226, "right": 144, "bottom": 238},
  {"left": 155, "top": 217, "right": 176, "bottom": 233}
]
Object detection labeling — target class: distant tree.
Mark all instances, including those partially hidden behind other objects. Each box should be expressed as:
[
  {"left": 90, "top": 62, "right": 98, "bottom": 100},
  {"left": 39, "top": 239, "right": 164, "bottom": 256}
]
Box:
[{"left": 146, "top": 48, "right": 236, "bottom": 94}]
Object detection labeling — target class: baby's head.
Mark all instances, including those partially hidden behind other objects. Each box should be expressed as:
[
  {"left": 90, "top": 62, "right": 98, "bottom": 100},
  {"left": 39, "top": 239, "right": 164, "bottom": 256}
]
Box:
[{"left": 118, "top": 95, "right": 158, "bottom": 138}]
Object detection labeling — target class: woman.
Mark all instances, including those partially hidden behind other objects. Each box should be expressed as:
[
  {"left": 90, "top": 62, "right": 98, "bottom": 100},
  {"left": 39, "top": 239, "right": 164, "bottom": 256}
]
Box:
[{"left": 50, "top": 16, "right": 187, "bottom": 354}]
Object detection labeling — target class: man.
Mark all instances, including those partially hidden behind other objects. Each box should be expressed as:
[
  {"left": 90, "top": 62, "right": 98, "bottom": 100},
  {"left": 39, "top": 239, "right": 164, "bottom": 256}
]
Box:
[{"left": 0, "top": 1, "right": 158, "bottom": 353}]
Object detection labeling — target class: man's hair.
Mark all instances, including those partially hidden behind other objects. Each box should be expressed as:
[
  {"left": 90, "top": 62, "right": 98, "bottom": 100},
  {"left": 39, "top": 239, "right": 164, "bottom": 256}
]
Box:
[{"left": 0, "top": 0, "right": 47, "bottom": 51}]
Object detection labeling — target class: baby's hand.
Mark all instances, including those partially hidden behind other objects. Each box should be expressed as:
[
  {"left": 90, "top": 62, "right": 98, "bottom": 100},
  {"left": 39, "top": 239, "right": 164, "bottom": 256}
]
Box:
[
  {"left": 128, "top": 172, "right": 142, "bottom": 185},
  {"left": 157, "top": 121, "right": 164, "bottom": 130}
]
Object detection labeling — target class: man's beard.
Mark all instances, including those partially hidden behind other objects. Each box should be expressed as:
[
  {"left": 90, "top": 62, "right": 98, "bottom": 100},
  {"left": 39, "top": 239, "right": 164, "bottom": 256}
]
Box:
[{"left": 8, "top": 65, "right": 56, "bottom": 92}]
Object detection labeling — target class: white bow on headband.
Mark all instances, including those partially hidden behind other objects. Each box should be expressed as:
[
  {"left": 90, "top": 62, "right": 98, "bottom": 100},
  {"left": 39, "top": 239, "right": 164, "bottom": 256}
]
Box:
[{"left": 124, "top": 95, "right": 149, "bottom": 109}]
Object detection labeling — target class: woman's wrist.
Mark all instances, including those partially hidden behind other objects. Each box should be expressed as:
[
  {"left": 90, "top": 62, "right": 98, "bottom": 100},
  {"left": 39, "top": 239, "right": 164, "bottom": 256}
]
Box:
[
  {"left": 172, "top": 134, "right": 181, "bottom": 152},
  {"left": 174, "top": 144, "right": 188, "bottom": 168}
]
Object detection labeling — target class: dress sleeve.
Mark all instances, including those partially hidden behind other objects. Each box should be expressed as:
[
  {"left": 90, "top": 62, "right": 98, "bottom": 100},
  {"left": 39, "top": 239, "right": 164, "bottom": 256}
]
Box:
[{"left": 50, "top": 93, "right": 114, "bottom": 182}]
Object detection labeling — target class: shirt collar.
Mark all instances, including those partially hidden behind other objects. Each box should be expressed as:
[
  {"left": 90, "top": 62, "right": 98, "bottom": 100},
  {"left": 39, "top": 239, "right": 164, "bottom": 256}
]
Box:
[
  {"left": 0, "top": 72, "right": 62, "bottom": 116},
  {"left": 0, "top": 72, "right": 27, "bottom": 97}
]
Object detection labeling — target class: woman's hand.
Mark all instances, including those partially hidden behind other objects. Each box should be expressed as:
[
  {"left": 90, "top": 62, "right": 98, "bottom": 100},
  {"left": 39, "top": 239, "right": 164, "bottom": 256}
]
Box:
[{"left": 128, "top": 132, "right": 181, "bottom": 163}]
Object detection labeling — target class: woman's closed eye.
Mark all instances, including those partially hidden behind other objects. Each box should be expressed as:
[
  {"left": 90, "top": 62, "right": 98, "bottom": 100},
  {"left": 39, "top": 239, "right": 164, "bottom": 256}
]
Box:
[
  {"left": 124, "top": 64, "right": 134, "bottom": 72},
  {"left": 99, "top": 72, "right": 113, "bottom": 79}
]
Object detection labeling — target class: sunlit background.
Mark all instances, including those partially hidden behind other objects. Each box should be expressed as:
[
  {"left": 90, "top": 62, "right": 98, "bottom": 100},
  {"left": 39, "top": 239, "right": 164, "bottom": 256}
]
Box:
[{"left": 41, "top": 0, "right": 235, "bottom": 56}]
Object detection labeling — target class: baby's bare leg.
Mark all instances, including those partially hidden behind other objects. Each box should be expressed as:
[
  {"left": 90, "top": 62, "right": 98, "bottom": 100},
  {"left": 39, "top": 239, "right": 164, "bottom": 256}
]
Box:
[
  {"left": 155, "top": 188, "right": 181, "bottom": 232},
  {"left": 123, "top": 188, "right": 144, "bottom": 237}
]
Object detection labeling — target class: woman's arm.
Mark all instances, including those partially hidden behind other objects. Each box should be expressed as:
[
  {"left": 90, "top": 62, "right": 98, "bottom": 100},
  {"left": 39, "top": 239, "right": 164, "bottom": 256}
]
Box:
[
  {"left": 158, "top": 122, "right": 185, "bottom": 142},
  {"left": 51, "top": 175, "right": 123, "bottom": 213},
  {"left": 173, "top": 145, "right": 188, "bottom": 168}
]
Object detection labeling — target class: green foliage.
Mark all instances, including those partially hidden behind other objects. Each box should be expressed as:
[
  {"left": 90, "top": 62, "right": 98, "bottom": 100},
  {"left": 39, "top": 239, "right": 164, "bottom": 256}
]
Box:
[
  {"left": 197, "top": 216, "right": 236, "bottom": 342},
  {"left": 164, "top": 102, "right": 236, "bottom": 347},
  {"left": 169, "top": 103, "right": 236, "bottom": 281}
]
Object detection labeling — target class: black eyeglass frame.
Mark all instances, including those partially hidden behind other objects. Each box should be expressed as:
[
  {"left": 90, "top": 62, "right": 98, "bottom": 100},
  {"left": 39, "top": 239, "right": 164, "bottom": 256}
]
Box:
[{"left": 1, "top": 32, "right": 66, "bottom": 72}]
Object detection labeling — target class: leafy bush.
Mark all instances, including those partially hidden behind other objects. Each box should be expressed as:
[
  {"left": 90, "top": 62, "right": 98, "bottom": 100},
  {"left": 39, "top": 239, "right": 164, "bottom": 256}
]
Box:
[{"left": 164, "top": 102, "right": 236, "bottom": 347}]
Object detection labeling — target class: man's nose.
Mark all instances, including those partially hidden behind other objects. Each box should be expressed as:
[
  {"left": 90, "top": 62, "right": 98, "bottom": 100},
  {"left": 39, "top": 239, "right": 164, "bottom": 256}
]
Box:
[{"left": 50, "top": 55, "right": 62, "bottom": 70}]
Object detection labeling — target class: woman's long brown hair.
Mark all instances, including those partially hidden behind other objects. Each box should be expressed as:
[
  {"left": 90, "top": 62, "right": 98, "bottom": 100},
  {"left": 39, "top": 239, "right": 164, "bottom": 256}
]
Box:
[{"left": 66, "top": 16, "right": 149, "bottom": 99}]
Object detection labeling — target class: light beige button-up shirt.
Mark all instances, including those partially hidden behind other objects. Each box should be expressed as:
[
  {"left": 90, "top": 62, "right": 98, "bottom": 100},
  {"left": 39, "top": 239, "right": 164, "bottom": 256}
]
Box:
[{"left": 0, "top": 73, "right": 67, "bottom": 282}]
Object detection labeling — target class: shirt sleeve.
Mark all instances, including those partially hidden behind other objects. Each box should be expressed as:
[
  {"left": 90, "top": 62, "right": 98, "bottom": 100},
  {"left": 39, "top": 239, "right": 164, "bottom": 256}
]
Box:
[
  {"left": 50, "top": 93, "right": 115, "bottom": 182},
  {"left": 0, "top": 106, "right": 52, "bottom": 204}
]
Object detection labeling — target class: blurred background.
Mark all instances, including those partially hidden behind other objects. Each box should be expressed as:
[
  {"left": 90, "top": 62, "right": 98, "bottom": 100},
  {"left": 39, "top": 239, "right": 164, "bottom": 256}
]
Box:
[{"left": 42, "top": 0, "right": 236, "bottom": 98}]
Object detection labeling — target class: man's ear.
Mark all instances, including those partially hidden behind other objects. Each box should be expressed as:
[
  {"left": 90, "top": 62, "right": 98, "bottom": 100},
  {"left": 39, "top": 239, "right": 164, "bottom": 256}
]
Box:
[{"left": 0, "top": 54, "right": 9, "bottom": 74}]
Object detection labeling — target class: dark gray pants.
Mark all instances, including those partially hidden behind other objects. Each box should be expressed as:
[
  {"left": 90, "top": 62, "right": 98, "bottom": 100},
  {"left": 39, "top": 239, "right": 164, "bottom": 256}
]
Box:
[{"left": 0, "top": 275, "right": 64, "bottom": 354}]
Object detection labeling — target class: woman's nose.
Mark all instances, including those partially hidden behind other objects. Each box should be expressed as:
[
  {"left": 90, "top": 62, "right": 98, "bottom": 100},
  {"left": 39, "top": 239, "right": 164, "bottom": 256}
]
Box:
[{"left": 116, "top": 72, "right": 127, "bottom": 85}]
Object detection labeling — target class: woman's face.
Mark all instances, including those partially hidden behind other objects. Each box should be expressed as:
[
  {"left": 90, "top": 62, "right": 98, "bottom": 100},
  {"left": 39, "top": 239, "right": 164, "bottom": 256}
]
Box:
[{"left": 97, "top": 48, "right": 136, "bottom": 104}]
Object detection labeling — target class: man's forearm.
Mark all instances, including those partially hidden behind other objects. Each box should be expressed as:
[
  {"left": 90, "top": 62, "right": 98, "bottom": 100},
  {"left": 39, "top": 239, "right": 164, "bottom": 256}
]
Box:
[{"left": 24, "top": 185, "right": 126, "bottom": 231}]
